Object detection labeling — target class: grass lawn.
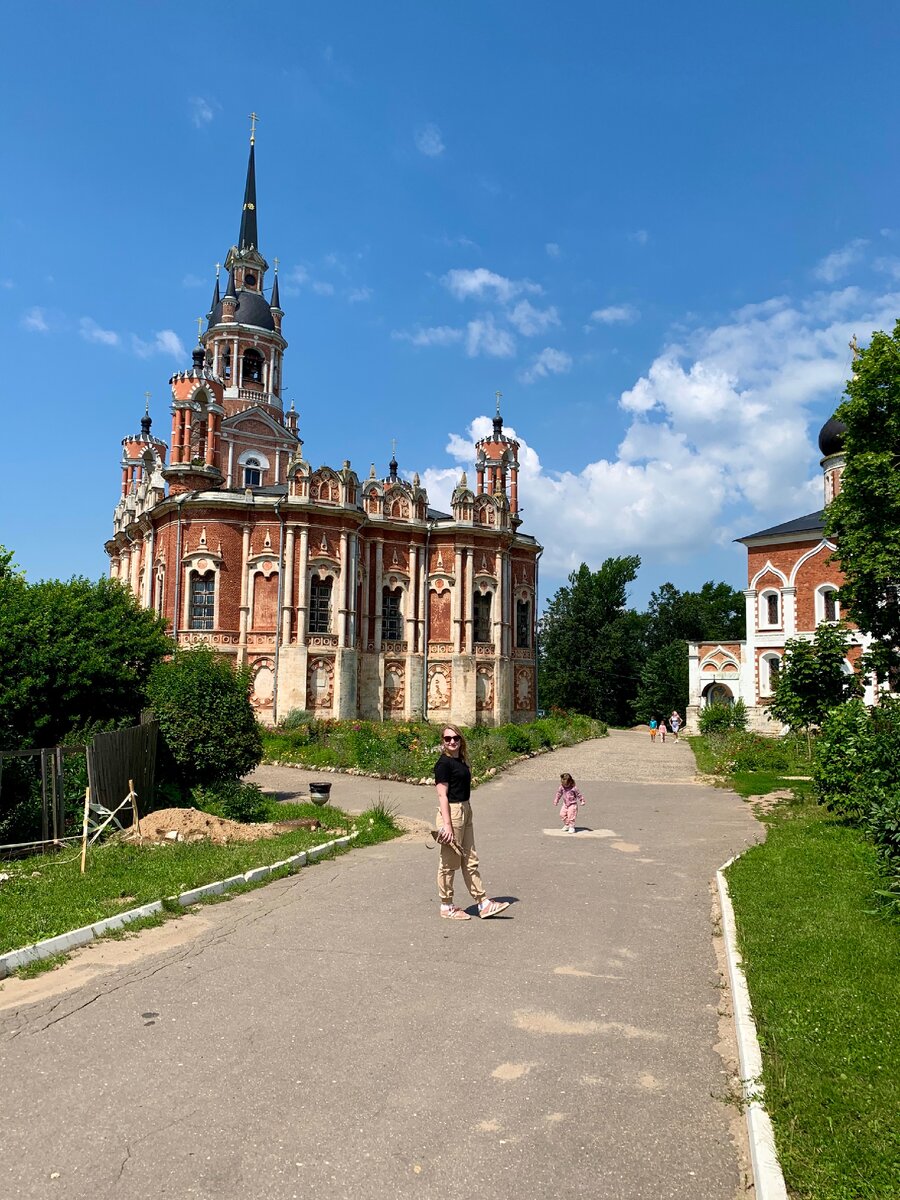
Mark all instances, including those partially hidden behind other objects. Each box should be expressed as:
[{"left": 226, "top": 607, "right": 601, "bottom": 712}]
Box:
[
  {"left": 726, "top": 799, "right": 900, "bottom": 1199},
  {"left": 0, "top": 801, "right": 399, "bottom": 957}
]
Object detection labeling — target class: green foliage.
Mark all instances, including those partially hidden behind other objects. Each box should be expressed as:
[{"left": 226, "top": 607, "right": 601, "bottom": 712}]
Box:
[
  {"left": 145, "top": 646, "right": 263, "bottom": 796},
  {"left": 192, "top": 780, "right": 270, "bottom": 823},
  {"left": 499, "top": 723, "right": 533, "bottom": 753},
  {"left": 826, "top": 321, "right": 900, "bottom": 676},
  {"left": 633, "top": 640, "right": 689, "bottom": 724},
  {"left": 539, "top": 557, "right": 645, "bottom": 724},
  {"left": 814, "top": 698, "right": 879, "bottom": 820},
  {"left": 278, "top": 709, "right": 314, "bottom": 731},
  {"left": 698, "top": 699, "right": 747, "bottom": 735},
  {"left": 643, "top": 580, "right": 745, "bottom": 655},
  {"left": 769, "top": 622, "right": 862, "bottom": 734},
  {"left": 867, "top": 790, "right": 900, "bottom": 880}
]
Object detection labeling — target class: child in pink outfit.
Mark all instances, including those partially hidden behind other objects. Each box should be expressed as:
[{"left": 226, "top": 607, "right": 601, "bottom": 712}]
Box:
[{"left": 553, "top": 772, "right": 585, "bottom": 834}]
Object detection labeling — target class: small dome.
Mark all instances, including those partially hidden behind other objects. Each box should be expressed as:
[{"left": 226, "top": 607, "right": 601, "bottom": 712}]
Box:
[
  {"left": 208, "top": 288, "right": 275, "bottom": 332},
  {"left": 818, "top": 415, "right": 846, "bottom": 458}
]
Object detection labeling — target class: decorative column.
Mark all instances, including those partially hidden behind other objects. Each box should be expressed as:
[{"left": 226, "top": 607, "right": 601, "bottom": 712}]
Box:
[
  {"left": 296, "top": 528, "right": 309, "bottom": 639},
  {"left": 362, "top": 540, "right": 372, "bottom": 649},
  {"left": 783, "top": 586, "right": 798, "bottom": 637},
  {"left": 338, "top": 531, "right": 349, "bottom": 648},
  {"left": 407, "top": 545, "right": 418, "bottom": 650},
  {"left": 374, "top": 539, "right": 384, "bottom": 653},
  {"left": 129, "top": 538, "right": 142, "bottom": 599},
  {"left": 238, "top": 525, "right": 251, "bottom": 663},
  {"left": 227, "top": 439, "right": 235, "bottom": 488},
  {"left": 465, "top": 548, "right": 474, "bottom": 653},
  {"left": 281, "top": 525, "right": 296, "bottom": 644},
  {"left": 205, "top": 411, "right": 216, "bottom": 466},
  {"left": 348, "top": 532, "right": 359, "bottom": 647},
  {"left": 453, "top": 547, "right": 463, "bottom": 652},
  {"left": 509, "top": 462, "right": 519, "bottom": 519}
]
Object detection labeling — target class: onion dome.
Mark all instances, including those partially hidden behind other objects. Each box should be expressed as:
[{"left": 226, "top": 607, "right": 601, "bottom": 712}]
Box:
[
  {"left": 208, "top": 286, "right": 275, "bottom": 331},
  {"left": 818, "top": 415, "right": 846, "bottom": 458}
]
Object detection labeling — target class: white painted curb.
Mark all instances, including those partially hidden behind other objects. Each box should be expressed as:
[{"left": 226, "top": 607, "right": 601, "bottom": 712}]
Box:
[
  {"left": 717, "top": 855, "right": 790, "bottom": 1200},
  {"left": 0, "top": 832, "right": 357, "bottom": 980}
]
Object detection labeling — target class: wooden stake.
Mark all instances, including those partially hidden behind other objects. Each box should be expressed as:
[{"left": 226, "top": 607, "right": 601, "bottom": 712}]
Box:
[
  {"left": 80, "top": 786, "right": 91, "bottom": 874},
  {"left": 129, "top": 779, "right": 143, "bottom": 843}
]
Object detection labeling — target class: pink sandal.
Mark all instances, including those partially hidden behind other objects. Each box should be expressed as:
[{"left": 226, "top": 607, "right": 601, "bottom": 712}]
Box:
[{"left": 441, "top": 904, "right": 472, "bottom": 920}]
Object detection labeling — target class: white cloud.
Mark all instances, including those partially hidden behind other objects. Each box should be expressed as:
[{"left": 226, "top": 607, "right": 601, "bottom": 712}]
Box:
[
  {"left": 545, "top": 242, "right": 560, "bottom": 258},
  {"left": 80, "top": 317, "right": 119, "bottom": 346},
  {"left": 588, "top": 304, "right": 639, "bottom": 325},
  {"left": 22, "top": 306, "right": 48, "bottom": 332},
  {"left": 520, "top": 347, "right": 572, "bottom": 384},
  {"left": 442, "top": 267, "right": 541, "bottom": 304},
  {"left": 815, "top": 238, "right": 869, "bottom": 283},
  {"left": 420, "top": 281, "right": 900, "bottom": 581},
  {"left": 347, "top": 287, "right": 372, "bottom": 303},
  {"left": 508, "top": 300, "right": 560, "bottom": 337},
  {"left": 312, "top": 280, "right": 335, "bottom": 296},
  {"left": 182, "top": 273, "right": 207, "bottom": 288},
  {"left": 629, "top": 229, "right": 649, "bottom": 245},
  {"left": 189, "top": 97, "right": 215, "bottom": 128},
  {"left": 465, "top": 315, "right": 516, "bottom": 358},
  {"left": 415, "top": 123, "right": 445, "bottom": 158},
  {"left": 392, "top": 325, "right": 464, "bottom": 348},
  {"left": 132, "top": 329, "right": 186, "bottom": 360},
  {"left": 0, "top": 278, "right": 13, "bottom": 289}
]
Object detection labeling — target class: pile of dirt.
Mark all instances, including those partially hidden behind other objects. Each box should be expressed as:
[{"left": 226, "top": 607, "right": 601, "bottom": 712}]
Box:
[{"left": 123, "top": 807, "right": 320, "bottom": 846}]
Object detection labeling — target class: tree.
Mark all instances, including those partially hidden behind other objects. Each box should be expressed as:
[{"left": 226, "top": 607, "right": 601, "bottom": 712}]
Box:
[
  {"left": 769, "top": 622, "right": 862, "bottom": 750},
  {"left": 539, "top": 557, "right": 646, "bottom": 725},
  {"left": 145, "top": 646, "right": 263, "bottom": 795},
  {"left": 634, "top": 580, "right": 745, "bottom": 721},
  {"left": 826, "top": 322, "right": 900, "bottom": 676},
  {"left": 0, "top": 573, "right": 172, "bottom": 749}
]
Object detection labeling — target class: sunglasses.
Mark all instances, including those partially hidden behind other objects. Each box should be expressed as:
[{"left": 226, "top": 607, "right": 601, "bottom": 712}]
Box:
[{"left": 442, "top": 735, "right": 461, "bottom": 743}]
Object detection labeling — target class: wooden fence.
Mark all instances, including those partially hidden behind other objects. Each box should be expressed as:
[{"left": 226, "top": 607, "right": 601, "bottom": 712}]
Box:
[{"left": 86, "top": 721, "right": 158, "bottom": 816}]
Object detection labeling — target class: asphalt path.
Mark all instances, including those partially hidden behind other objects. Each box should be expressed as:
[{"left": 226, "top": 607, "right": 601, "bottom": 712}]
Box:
[{"left": 0, "top": 731, "right": 761, "bottom": 1199}]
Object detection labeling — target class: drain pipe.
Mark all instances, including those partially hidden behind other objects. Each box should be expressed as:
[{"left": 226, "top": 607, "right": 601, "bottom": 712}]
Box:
[
  {"left": 422, "top": 519, "right": 435, "bottom": 720},
  {"left": 272, "top": 495, "right": 286, "bottom": 725},
  {"left": 534, "top": 546, "right": 543, "bottom": 716}
]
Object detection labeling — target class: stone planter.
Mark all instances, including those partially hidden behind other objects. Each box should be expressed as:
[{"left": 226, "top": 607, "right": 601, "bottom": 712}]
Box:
[{"left": 309, "top": 782, "right": 332, "bottom": 805}]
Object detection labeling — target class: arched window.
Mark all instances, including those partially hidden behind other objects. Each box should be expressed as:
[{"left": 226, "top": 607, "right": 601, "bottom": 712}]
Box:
[
  {"left": 242, "top": 348, "right": 264, "bottom": 385},
  {"left": 189, "top": 571, "right": 215, "bottom": 630},
  {"left": 759, "top": 589, "right": 781, "bottom": 628},
  {"left": 243, "top": 457, "right": 262, "bottom": 488},
  {"left": 309, "top": 576, "right": 332, "bottom": 634},
  {"left": 761, "top": 653, "right": 781, "bottom": 696},
  {"left": 382, "top": 586, "right": 403, "bottom": 641},
  {"left": 222, "top": 347, "right": 232, "bottom": 380},
  {"left": 515, "top": 599, "right": 531, "bottom": 649},
  {"left": 474, "top": 591, "right": 492, "bottom": 643},
  {"left": 817, "top": 585, "right": 839, "bottom": 623}
]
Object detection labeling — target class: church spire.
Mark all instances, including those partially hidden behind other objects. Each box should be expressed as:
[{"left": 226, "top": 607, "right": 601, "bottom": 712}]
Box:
[{"left": 238, "top": 128, "right": 258, "bottom": 252}]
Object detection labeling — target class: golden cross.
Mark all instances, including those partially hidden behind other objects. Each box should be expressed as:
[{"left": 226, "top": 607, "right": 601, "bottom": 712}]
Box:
[
  {"left": 495, "top": 390, "right": 502, "bottom": 415},
  {"left": 144, "top": 391, "right": 151, "bottom": 414},
  {"left": 391, "top": 438, "right": 397, "bottom": 456},
  {"left": 196, "top": 316, "right": 203, "bottom": 342},
  {"left": 215, "top": 261, "right": 220, "bottom": 279},
  {"left": 273, "top": 256, "right": 279, "bottom": 273},
  {"left": 849, "top": 333, "right": 860, "bottom": 359},
  {"left": 249, "top": 112, "right": 259, "bottom": 143}
]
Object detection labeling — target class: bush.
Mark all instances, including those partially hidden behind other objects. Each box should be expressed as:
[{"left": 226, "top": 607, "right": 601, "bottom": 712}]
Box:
[
  {"left": 698, "top": 699, "right": 747, "bottom": 736},
  {"left": 814, "top": 699, "right": 875, "bottom": 821},
  {"left": 145, "top": 646, "right": 263, "bottom": 797},
  {"left": 867, "top": 789, "right": 900, "bottom": 873},
  {"left": 192, "top": 780, "right": 270, "bottom": 823},
  {"left": 500, "top": 724, "right": 533, "bottom": 754},
  {"left": 279, "top": 709, "right": 314, "bottom": 732}
]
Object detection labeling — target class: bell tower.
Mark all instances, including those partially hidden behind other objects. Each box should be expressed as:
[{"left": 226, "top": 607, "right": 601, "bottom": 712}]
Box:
[
  {"left": 202, "top": 116, "right": 288, "bottom": 424},
  {"left": 474, "top": 392, "right": 521, "bottom": 525}
]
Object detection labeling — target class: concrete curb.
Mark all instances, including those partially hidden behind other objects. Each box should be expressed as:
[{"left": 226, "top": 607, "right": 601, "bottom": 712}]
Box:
[
  {"left": 0, "top": 833, "right": 356, "bottom": 981},
  {"left": 717, "top": 855, "right": 789, "bottom": 1200}
]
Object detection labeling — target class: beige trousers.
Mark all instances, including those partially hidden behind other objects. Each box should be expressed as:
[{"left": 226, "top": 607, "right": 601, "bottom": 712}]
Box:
[{"left": 436, "top": 802, "right": 486, "bottom": 905}]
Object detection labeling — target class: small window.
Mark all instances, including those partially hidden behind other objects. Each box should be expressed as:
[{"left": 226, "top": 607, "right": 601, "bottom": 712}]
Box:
[
  {"left": 242, "top": 348, "right": 263, "bottom": 384},
  {"left": 516, "top": 599, "right": 531, "bottom": 649},
  {"left": 222, "top": 348, "right": 232, "bottom": 380},
  {"left": 767, "top": 593, "right": 779, "bottom": 625},
  {"left": 244, "top": 457, "right": 262, "bottom": 488},
  {"left": 382, "top": 587, "right": 403, "bottom": 641},
  {"left": 189, "top": 572, "right": 215, "bottom": 630},
  {"left": 761, "top": 653, "right": 781, "bottom": 697},
  {"left": 474, "top": 592, "right": 492, "bottom": 644},
  {"left": 309, "top": 577, "right": 332, "bottom": 634},
  {"left": 823, "top": 589, "right": 837, "bottom": 622}
]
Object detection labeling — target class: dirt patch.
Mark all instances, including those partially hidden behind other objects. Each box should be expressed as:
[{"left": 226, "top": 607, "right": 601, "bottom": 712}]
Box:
[{"left": 121, "top": 807, "right": 320, "bottom": 846}]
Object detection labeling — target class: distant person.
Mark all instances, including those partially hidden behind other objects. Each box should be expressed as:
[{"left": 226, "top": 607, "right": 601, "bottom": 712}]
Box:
[
  {"left": 553, "top": 772, "right": 585, "bottom": 834},
  {"left": 434, "top": 724, "right": 510, "bottom": 920},
  {"left": 649, "top": 718, "right": 658, "bottom": 742},
  {"left": 658, "top": 719, "right": 667, "bottom": 743},
  {"left": 669, "top": 711, "right": 682, "bottom": 740}
]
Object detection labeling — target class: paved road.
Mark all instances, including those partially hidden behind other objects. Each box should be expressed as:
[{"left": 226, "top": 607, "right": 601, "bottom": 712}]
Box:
[{"left": 0, "top": 732, "right": 761, "bottom": 1199}]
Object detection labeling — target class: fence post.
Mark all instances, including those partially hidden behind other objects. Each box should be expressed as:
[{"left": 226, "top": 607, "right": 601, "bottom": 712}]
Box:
[{"left": 40, "top": 749, "right": 50, "bottom": 844}]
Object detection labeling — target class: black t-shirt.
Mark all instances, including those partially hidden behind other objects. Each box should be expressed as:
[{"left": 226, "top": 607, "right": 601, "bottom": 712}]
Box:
[{"left": 434, "top": 753, "right": 471, "bottom": 803}]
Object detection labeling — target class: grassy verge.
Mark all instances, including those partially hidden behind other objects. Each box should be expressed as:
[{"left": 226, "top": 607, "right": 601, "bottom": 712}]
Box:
[
  {"left": 688, "top": 732, "right": 814, "bottom": 798},
  {"left": 262, "top": 712, "right": 607, "bottom": 782},
  {"left": 726, "top": 800, "right": 900, "bottom": 1199},
  {"left": 0, "top": 801, "right": 399, "bottom": 957}
]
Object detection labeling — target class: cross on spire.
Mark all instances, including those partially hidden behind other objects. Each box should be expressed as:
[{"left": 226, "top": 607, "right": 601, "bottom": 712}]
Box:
[
  {"left": 273, "top": 256, "right": 279, "bottom": 273},
  {"left": 249, "top": 112, "right": 259, "bottom": 144},
  {"left": 144, "top": 391, "right": 151, "bottom": 414},
  {"left": 495, "top": 390, "right": 502, "bottom": 415},
  {"left": 196, "top": 316, "right": 203, "bottom": 343}
]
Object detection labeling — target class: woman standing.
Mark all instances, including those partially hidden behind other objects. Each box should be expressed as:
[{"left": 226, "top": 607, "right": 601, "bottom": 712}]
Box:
[{"left": 435, "top": 724, "right": 510, "bottom": 920}]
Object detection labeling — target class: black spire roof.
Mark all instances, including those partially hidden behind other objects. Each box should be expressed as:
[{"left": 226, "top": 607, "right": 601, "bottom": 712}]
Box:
[
  {"left": 238, "top": 141, "right": 258, "bottom": 251},
  {"left": 223, "top": 266, "right": 237, "bottom": 300},
  {"left": 208, "top": 272, "right": 220, "bottom": 316},
  {"left": 270, "top": 270, "right": 281, "bottom": 311}
]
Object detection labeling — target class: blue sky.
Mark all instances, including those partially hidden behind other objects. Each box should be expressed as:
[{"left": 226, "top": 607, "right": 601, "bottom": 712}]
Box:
[{"left": 3, "top": 1, "right": 900, "bottom": 608}]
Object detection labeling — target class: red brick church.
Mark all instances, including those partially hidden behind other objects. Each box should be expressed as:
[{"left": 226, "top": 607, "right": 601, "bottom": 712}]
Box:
[{"left": 106, "top": 133, "right": 541, "bottom": 725}]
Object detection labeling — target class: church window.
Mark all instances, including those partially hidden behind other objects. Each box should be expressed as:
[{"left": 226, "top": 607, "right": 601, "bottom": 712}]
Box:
[
  {"left": 760, "top": 589, "right": 780, "bottom": 627},
  {"left": 222, "top": 348, "right": 232, "bottom": 380},
  {"left": 242, "top": 348, "right": 264, "bottom": 385},
  {"left": 474, "top": 591, "right": 492, "bottom": 643},
  {"left": 189, "top": 572, "right": 215, "bottom": 630},
  {"left": 516, "top": 599, "right": 531, "bottom": 649},
  {"left": 382, "top": 586, "right": 403, "bottom": 641},
  {"left": 767, "top": 593, "right": 779, "bottom": 624},
  {"left": 761, "top": 653, "right": 781, "bottom": 697},
  {"left": 244, "top": 457, "right": 262, "bottom": 488},
  {"left": 309, "top": 577, "right": 332, "bottom": 634},
  {"left": 818, "top": 585, "right": 839, "bottom": 623}
]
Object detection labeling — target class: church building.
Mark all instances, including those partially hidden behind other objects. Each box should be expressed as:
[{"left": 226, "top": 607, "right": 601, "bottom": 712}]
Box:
[
  {"left": 686, "top": 411, "right": 874, "bottom": 731},
  {"left": 106, "top": 133, "right": 542, "bottom": 725}
]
